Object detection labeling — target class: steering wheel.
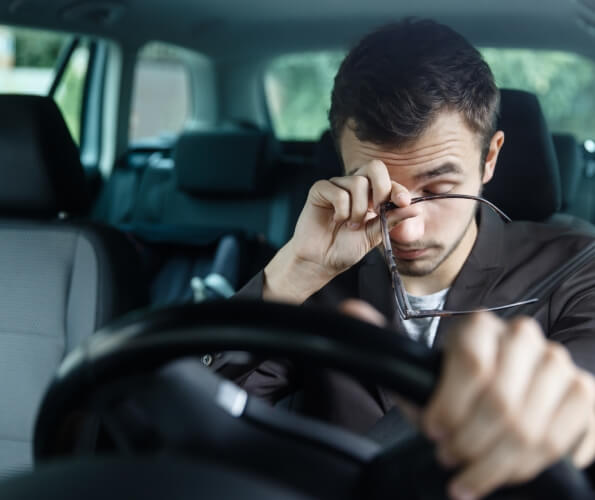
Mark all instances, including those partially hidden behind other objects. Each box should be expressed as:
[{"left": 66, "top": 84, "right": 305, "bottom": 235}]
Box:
[{"left": 32, "top": 300, "right": 593, "bottom": 500}]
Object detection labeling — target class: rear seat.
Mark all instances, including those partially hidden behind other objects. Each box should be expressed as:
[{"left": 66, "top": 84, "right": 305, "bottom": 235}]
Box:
[
  {"left": 123, "top": 88, "right": 594, "bottom": 309},
  {"left": 124, "top": 128, "right": 318, "bottom": 307},
  {"left": 132, "top": 128, "right": 314, "bottom": 247}
]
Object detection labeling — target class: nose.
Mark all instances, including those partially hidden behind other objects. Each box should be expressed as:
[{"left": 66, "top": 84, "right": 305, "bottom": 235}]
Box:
[{"left": 389, "top": 213, "right": 425, "bottom": 243}]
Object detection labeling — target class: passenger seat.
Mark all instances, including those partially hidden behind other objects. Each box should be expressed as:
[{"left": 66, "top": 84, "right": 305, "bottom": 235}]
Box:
[{"left": 0, "top": 95, "right": 147, "bottom": 477}]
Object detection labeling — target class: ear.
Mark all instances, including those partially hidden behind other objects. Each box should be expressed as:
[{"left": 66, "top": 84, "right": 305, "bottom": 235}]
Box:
[{"left": 482, "top": 131, "right": 505, "bottom": 184}]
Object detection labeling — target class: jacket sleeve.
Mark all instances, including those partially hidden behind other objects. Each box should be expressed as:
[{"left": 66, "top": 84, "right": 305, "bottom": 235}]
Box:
[{"left": 211, "top": 270, "right": 301, "bottom": 404}]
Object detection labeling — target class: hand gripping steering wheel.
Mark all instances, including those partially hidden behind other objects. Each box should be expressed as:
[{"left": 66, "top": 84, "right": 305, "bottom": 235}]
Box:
[{"left": 33, "top": 301, "right": 594, "bottom": 500}]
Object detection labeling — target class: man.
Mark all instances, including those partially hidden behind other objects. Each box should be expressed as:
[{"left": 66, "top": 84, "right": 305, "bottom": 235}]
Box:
[{"left": 229, "top": 19, "right": 595, "bottom": 500}]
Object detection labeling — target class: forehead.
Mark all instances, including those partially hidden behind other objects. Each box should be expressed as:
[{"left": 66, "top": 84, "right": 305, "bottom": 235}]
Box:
[{"left": 339, "top": 111, "right": 481, "bottom": 176}]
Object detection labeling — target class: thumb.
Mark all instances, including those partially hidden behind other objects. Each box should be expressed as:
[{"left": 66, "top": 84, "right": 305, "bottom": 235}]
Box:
[{"left": 338, "top": 299, "right": 387, "bottom": 327}]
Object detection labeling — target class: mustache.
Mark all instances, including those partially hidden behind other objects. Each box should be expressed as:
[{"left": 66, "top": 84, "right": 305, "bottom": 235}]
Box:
[{"left": 390, "top": 240, "right": 442, "bottom": 251}]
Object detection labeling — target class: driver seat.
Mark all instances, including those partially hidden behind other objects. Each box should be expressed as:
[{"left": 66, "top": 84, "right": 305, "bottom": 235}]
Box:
[{"left": 0, "top": 95, "right": 147, "bottom": 477}]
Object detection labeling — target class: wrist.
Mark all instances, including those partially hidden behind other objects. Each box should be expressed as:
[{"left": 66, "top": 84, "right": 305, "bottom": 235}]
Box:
[{"left": 263, "top": 239, "right": 336, "bottom": 304}]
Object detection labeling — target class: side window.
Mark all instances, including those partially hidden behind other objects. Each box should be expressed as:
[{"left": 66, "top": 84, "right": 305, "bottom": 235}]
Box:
[
  {"left": 129, "top": 42, "right": 194, "bottom": 143},
  {"left": 481, "top": 48, "right": 595, "bottom": 142},
  {"left": 54, "top": 45, "right": 90, "bottom": 145},
  {"left": 0, "top": 25, "right": 91, "bottom": 144},
  {"left": 265, "top": 51, "right": 345, "bottom": 141}
]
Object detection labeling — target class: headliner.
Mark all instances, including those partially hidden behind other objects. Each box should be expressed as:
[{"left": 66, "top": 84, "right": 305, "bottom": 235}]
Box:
[{"left": 0, "top": 0, "right": 594, "bottom": 61}]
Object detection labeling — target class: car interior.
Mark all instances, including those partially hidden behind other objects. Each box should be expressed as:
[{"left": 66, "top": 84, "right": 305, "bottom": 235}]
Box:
[{"left": 1, "top": 0, "right": 595, "bottom": 498}]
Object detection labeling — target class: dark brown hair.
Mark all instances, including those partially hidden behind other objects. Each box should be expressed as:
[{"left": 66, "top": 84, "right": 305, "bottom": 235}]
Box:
[{"left": 329, "top": 19, "right": 500, "bottom": 161}]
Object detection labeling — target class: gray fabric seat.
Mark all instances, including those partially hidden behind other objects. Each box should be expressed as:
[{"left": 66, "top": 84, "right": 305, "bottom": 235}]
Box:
[{"left": 0, "top": 95, "right": 147, "bottom": 478}]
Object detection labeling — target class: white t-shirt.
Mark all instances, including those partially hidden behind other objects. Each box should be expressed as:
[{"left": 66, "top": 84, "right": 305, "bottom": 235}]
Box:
[{"left": 395, "top": 288, "right": 449, "bottom": 347}]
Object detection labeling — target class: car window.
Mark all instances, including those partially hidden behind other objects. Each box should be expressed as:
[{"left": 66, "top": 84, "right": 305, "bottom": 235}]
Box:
[
  {"left": 265, "top": 52, "right": 345, "bottom": 141},
  {"left": 266, "top": 49, "right": 595, "bottom": 143},
  {"left": 0, "top": 25, "right": 90, "bottom": 144},
  {"left": 129, "top": 42, "right": 194, "bottom": 144}
]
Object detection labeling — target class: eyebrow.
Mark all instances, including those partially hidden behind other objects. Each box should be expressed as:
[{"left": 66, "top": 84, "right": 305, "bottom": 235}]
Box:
[{"left": 413, "top": 162, "right": 463, "bottom": 181}]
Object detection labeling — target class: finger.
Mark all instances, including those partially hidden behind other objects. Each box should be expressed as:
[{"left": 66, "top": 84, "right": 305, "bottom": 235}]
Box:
[
  {"left": 508, "top": 371, "right": 595, "bottom": 483},
  {"left": 308, "top": 179, "right": 351, "bottom": 223},
  {"left": 447, "top": 436, "right": 517, "bottom": 500},
  {"left": 351, "top": 160, "right": 395, "bottom": 209},
  {"left": 390, "top": 181, "right": 412, "bottom": 208},
  {"left": 338, "top": 299, "right": 387, "bottom": 327},
  {"left": 517, "top": 343, "right": 575, "bottom": 448},
  {"left": 542, "top": 372, "right": 595, "bottom": 467},
  {"left": 423, "top": 313, "right": 504, "bottom": 441},
  {"left": 571, "top": 392, "right": 595, "bottom": 467},
  {"left": 442, "top": 317, "right": 546, "bottom": 463},
  {"left": 364, "top": 202, "right": 423, "bottom": 249},
  {"left": 329, "top": 176, "right": 371, "bottom": 226}
]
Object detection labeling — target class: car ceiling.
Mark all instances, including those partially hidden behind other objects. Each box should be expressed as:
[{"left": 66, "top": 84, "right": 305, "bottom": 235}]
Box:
[{"left": 1, "top": 0, "right": 595, "bottom": 60}]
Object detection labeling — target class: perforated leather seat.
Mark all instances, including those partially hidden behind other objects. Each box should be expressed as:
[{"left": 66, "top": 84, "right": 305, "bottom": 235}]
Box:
[{"left": 0, "top": 95, "right": 147, "bottom": 477}]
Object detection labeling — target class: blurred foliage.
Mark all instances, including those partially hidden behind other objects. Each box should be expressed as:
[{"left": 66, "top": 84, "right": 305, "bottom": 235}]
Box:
[
  {"left": 13, "top": 28, "right": 66, "bottom": 67},
  {"left": 1, "top": 25, "right": 87, "bottom": 144},
  {"left": 265, "top": 52, "right": 344, "bottom": 141},
  {"left": 481, "top": 48, "right": 595, "bottom": 140},
  {"left": 54, "top": 46, "right": 89, "bottom": 144},
  {"left": 266, "top": 49, "right": 595, "bottom": 142}
]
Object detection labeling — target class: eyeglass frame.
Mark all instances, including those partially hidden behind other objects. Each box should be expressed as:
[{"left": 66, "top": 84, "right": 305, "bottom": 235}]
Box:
[{"left": 379, "top": 194, "right": 538, "bottom": 320}]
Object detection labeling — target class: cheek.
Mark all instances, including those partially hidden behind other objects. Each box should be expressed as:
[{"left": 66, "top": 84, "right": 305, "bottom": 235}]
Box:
[{"left": 428, "top": 201, "right": 475, "bottom": 237}]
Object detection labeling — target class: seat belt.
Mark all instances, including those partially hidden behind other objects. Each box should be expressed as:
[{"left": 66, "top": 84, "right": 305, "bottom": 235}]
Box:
[
  {"left": 501, "top": 240, "right": 595, "bottom": 319},
  {"left": 367, "top": 241, "right": 595, "bottom": 440},
  {"left": 191, "top": 234, "right": 241, "bottom": 302}
]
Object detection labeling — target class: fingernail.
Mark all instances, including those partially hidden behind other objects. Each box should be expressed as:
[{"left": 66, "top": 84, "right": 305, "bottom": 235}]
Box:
[
  {"left": 449, "top": 483, "right": 475, "bottom": 500},
  {"left": 347, "top": 222, "right": 361, "bottom": 230},
  {"left": 396, "top": 192, "right": 410, "bottom": 206}
]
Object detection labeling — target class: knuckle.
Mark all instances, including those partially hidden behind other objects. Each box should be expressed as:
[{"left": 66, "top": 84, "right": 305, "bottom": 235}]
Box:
[
  {"left": 310, "top": 179, "right": 329, "bottom": 195},
  {"left": 457, "top": 340, "right": 491, "bottom": 382},
  {"left": 570, "top": 373, "right": 595, "bottom": 402},
  {"left": 543, "top": 343, "right": 571, "bottom": 367},
  {"left": 507, "top": 419, "right": 539, "bottom": 450},
  {"left": 484, "top": 381, "right": 515, "bottom": 418},
  {"left": 508, "top": 316, "right": 543, "bottom": 341},
  {"left": 466, "top": 311, "right": 496, "bottom": 332},
  {"left": 367, "top": 159, "right": 386, "bottom": 173},
  {"left": 352, "top": 175, "right": 369, "bottom": 189}
]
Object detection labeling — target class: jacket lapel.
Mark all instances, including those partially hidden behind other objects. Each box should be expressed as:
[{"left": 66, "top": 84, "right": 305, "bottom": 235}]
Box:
[{"left": 433, "top": 205, "right": 506, "bottom": 347}]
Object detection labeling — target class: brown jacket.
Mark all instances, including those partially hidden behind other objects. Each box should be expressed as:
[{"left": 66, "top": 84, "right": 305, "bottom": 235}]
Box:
[{"left": 226, "top": 207, "right": 595, "bottom": 434}]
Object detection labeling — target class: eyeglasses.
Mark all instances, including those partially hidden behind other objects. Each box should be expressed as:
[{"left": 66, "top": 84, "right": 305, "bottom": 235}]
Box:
[{"left": 379, "top": 194, "right": 538, "bottom": 319}]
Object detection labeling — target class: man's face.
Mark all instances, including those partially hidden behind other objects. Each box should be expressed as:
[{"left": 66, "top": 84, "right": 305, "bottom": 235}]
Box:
[{"left": 340, "top": 110, "right": 501, "bottom": 278}]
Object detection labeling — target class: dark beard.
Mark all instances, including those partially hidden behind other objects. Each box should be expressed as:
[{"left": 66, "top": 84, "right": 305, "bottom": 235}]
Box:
[{"left": 395, "top": 208, "right": 476, "bottom": 277}]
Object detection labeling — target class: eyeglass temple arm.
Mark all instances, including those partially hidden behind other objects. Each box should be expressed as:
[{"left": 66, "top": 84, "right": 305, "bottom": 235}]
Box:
[
  {"left": 381, "top": 194, "right": 512, "bottom": 223},
  {"left": 379, "top": 194, "right": 517, "bottom": 320},
  {"left": 379, "top": 205, "right": 417, "bottom": 317}
]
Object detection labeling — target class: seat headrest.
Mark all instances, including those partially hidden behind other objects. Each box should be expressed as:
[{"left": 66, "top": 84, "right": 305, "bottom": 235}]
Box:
[
  {"left": 552, "top": 133, "right": 582, "bottom": 211},
  {"left": 174, "top": 129, "right": 278, "bottom": 196},
  {"left": 483, "top": 89, "right": 561, "bottom": 221},
  {"left": 0, "top": 94, "right": 89, "bottom": 216},
  {"left": 313, "top": 89, "right": 560, "bottom": 221}
]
